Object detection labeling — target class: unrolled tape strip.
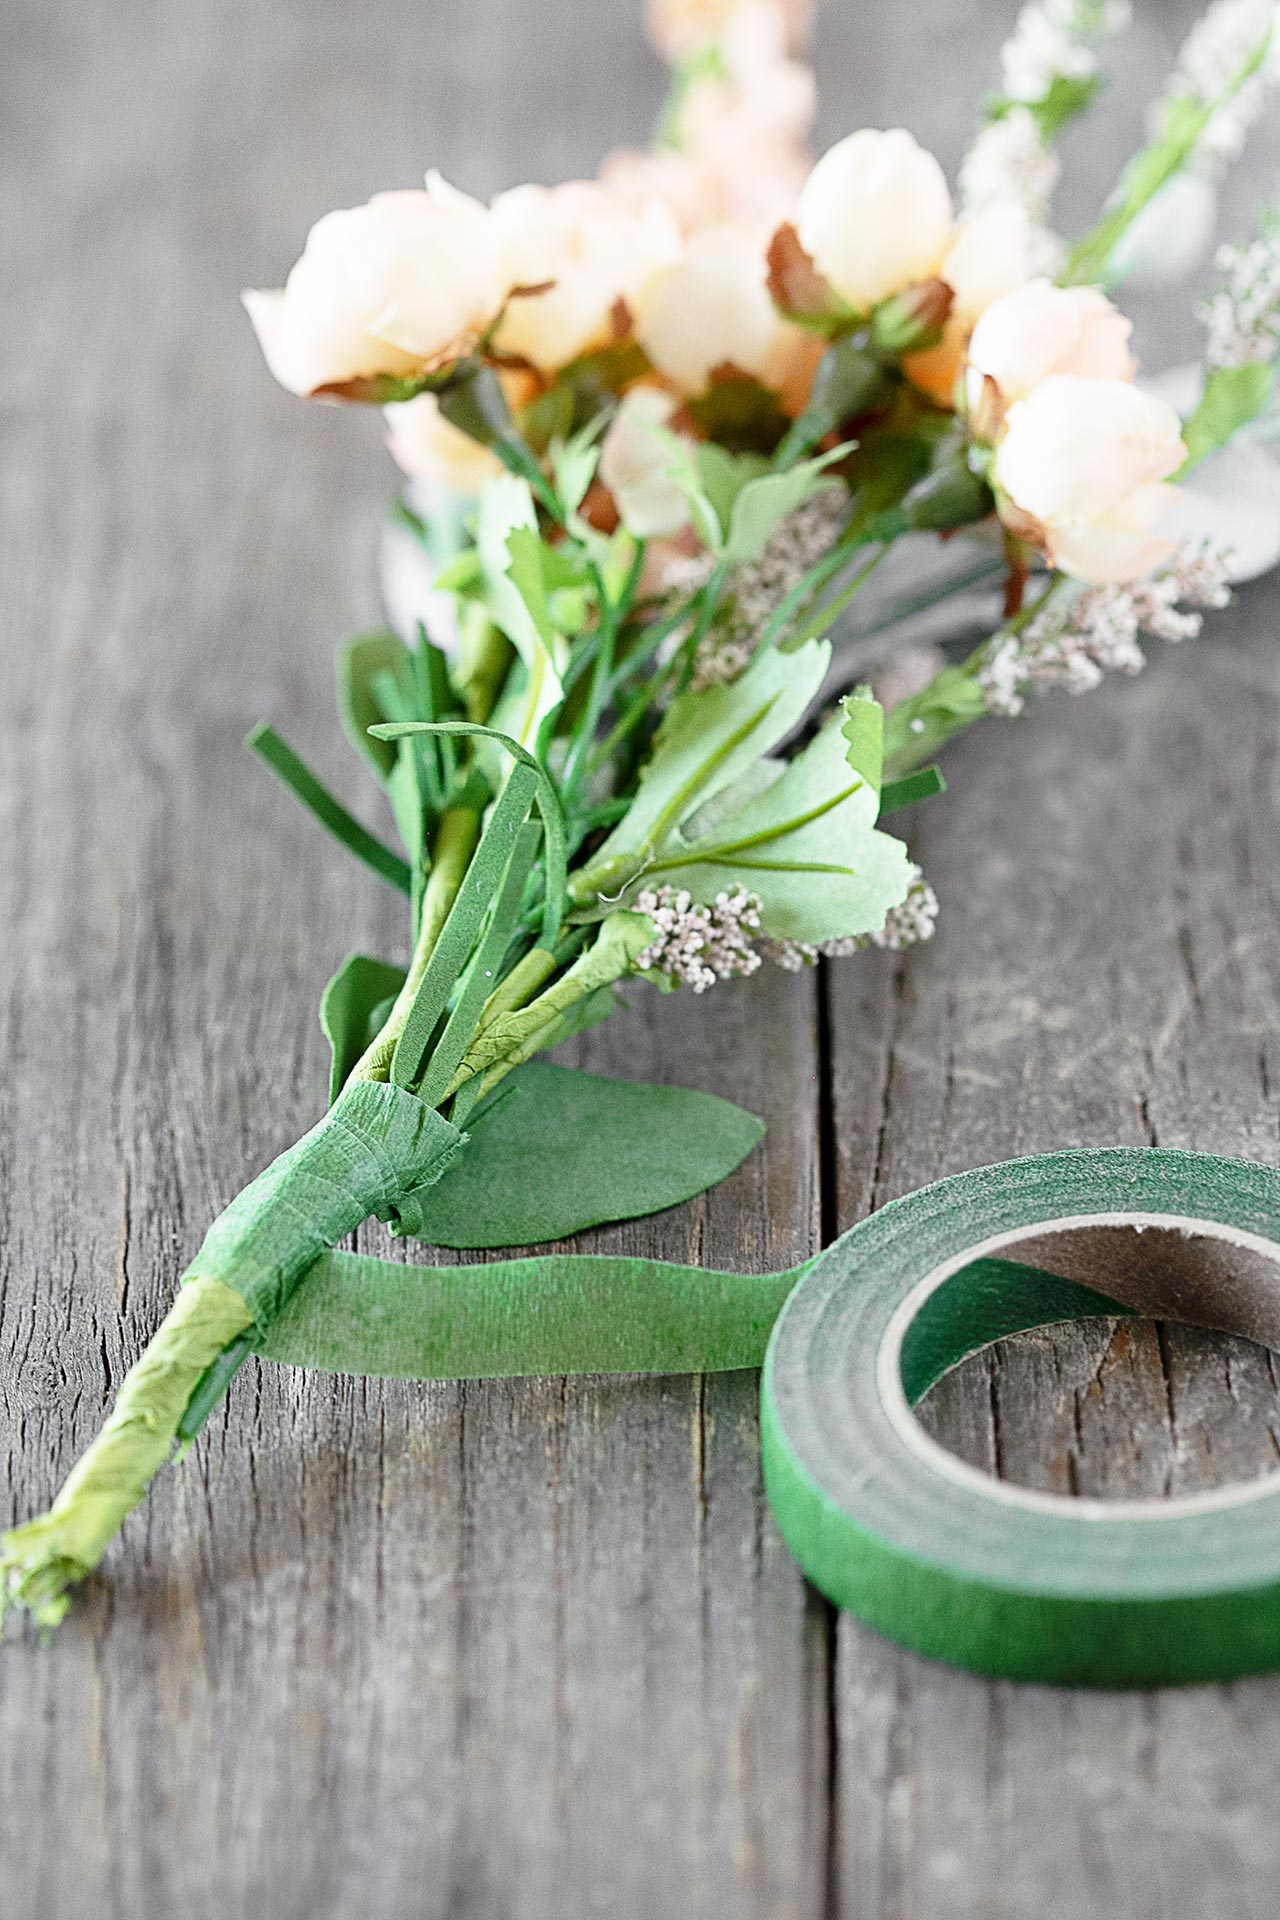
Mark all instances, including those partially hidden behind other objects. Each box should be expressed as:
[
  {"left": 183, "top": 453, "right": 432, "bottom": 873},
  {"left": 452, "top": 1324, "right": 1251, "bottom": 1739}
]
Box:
[{"left": 252, "top": 1147, "right": 1280, "bottom": 1687}]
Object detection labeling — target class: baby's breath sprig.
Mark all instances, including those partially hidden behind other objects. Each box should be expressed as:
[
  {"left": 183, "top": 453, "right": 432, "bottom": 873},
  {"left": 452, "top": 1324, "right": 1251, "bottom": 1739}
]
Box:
[
  {"left": 1200, "top": 202, "right": 1280, "bottom": 370},
  {"left": 961, "top": 0, "right": 1131, "bottom": 249},
  {"left": 977, "top": 545, "right": 1232, "bottom": 717}
]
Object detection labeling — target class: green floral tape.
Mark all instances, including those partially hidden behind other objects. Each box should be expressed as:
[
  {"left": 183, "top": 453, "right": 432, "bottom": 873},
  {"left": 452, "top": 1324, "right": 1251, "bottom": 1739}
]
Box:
[
  {"left": 253, "top": 1147, "right": 1280, "bottom": 1687},
  {"left": 764, "top": 1148, "right": 1280, "bottom": 1687}
]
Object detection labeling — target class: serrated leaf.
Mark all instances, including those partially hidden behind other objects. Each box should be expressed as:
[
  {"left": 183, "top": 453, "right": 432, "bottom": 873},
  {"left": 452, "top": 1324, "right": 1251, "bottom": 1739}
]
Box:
[
  {"left": 633, "top": 712, "right": 912, "bottom": 946},
  {"left": 840, "top": 689, "right": 883, "bottom": 792},
  {"left": 594, "top": 639, "right": 831, "bottom": 862},
  {"left": 723, "top": 447, "right": 849, "bottom": 567},
  {"left": 396, "top": 1061, "right": 765, "bottom": 1249}
]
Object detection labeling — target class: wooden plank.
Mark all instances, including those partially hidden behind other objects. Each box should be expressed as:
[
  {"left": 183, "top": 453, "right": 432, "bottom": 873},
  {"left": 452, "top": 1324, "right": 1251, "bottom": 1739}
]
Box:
[
  {"left": 0, "top": 1, "right": 828, "bottom": 1916},
  {"left": 824, "top": 1, "right": 1280, "bottom": 1904}
]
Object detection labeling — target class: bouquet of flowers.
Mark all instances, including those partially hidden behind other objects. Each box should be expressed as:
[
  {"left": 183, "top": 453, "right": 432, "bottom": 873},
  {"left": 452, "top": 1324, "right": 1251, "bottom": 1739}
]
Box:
[{"left": 5, "top": 0, "right": 1279, "bottom": 1630}]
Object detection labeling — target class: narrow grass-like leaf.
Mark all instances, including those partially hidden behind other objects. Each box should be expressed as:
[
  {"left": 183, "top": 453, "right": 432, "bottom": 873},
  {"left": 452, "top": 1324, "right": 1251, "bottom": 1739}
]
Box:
[
  {"left": 389, "top": 765, "right": 539, "bottom": 1089},
  {"left": 372, "top": 719, "right": 568, "bottom": 947},
  {"left": 247, "top": 724, "right": 412, "bottom": 896},
  {"left": 880, "top": 766, "right": 946, "bottom": 814},
  {"left": 416, "top": 821, "right": 542, "bottom": 1108}
]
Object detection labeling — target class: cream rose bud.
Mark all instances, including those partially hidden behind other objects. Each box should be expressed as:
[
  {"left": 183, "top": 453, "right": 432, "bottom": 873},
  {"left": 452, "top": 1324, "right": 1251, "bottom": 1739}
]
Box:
[
  {"left": 491, "top": 183, "right": 680, "bottom": 374},
  {"left": 995, "top": 376, "right": 1186, "bottom": 585},
  {"left": 384, "top": 392, "right": 503, "bottom": 496},
  {"left": 242, "top": 176, "right": 504, "bottom": 399},
  {"left": 796, "top": 128, "right": 953, "bottom": 311},
  {"left": 634, "top": 225, "right": 778, "bottom": 394},
  {"left": 599, "top": 387, "right": 694, "bottom": 539},
  {"left": 905, "top": 201, "right": 1034, "bottom": 404},
  {"left": 966, "top": 279, "right": 1136, "bottom": 414}
]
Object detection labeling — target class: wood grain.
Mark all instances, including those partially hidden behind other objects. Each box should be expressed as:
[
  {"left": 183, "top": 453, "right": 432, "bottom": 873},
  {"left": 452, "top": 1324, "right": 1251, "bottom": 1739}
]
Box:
[{"left": 1, "top": 2, "right": 1279, "bottom": 1917}]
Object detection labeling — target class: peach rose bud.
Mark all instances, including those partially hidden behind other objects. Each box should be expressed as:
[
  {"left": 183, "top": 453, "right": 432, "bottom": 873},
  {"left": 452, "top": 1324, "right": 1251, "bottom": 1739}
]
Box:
[
  {"left": 966, "top": 279, "right": 1136, "bottom": 416},
  {"left": 795, "top": 128, "right": 953, "bottom": 312},
  {"left": 243, "top": 175, "right": 504, "bottom": 399},
  {"left": 384, "top": 392, "right": 504, "bottom": 496},
  {"left": 995, "top": 376, "right": 1187, "bottom": 586},
  {"left": 599, "top": 386, "right": 694, "bottom": 538},
  {"left": 904, "top": 202, "right": 1034, "bottom": 405},
  {"left": 491, "top": 183, "right": 680, "bottom": 374},
  {"left": 634, "top": 224, "right": 779, "bottom": 394}
]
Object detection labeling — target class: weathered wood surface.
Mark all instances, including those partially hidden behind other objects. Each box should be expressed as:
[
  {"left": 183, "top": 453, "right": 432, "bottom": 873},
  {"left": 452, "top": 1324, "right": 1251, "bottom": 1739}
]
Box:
[{"left": 2, "top": 2, "right": 1279, "bottom": 1916}]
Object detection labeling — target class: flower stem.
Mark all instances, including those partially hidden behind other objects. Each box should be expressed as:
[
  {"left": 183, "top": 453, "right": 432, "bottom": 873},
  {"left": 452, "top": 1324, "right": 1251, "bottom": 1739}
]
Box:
[
  {"left": 346, "top": 805, "right": 481, "bottom": 1087},
  {"left": 1, "top": 1276, "right": 257, "bottom": 1629}
]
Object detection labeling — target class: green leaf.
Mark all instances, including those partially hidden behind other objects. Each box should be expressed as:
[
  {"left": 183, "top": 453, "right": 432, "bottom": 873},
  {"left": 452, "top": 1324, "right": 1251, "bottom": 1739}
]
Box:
[
  {"left": 552, "top": 415, "right": 607, "bottom": 514},
  {"left": 371, "top": 719, "right": 568, "bottom": 947},
  {"left": 651, "top": 428, "right": 725, "bottom": 549},
  {"left": 247, "top": 724, "right": 413, "bottom": 897},
  {"left": 637, "top": 712, "right": 913, "bottom": 946},
  {"left": 697, "top": 443, "right": 769, "bottom": 535},
  {"left": 319, "top": 954, "right": 407, "bottom": 1103},
  {"left": 1181, "top": 361, "right": 1276, "bottom": 471},
  {"left": 415, "top": 820, "right": 543, "bottom": 1108},
  {"left": 438, "top": 365, "right": 516, "bottom": 448},
  {"left": 397, "top": 1061, "right": 765, "bottom": 1249},
  {"left": 431, "top": 548, "right": 485, "bottom": 597},
  {"left": 772, "top": 341, "right": 889, "bottom": 465},
  {"left": 389, "top": 765, "right": 540, "bottom": 1091},
  {"left": 475, "top": 479, "right": 567, "bottom": 746},
  {"left": 337, "top": 631, "right": 413, "bottom": 782},
  {"left": 724, "top": 448, "right": 850, "bottom": 567},
  {"left": 880, "top": 765, "right": 946, "bottom": 814},
  {"left": 685, "top": 377, "right": 790, "bottom": 453},
  {"left": 839, "top": 689, "right": 884, "bottom": 793},
  {"left": 593, "top": 639, "right": 831, "bottom": 863}
]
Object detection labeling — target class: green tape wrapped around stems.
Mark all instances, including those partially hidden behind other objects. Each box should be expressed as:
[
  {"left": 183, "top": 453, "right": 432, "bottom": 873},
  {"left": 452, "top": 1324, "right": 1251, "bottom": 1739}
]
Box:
[
  {"left": 241, "top": 1147, "right": 1280, "bottom": 1689},
  {"left": 14, "top": 1143, "right": 1280, "bottom": 1687},
  {"left": 0, "top": 1080, "right": 463, "bottom": 1627}
]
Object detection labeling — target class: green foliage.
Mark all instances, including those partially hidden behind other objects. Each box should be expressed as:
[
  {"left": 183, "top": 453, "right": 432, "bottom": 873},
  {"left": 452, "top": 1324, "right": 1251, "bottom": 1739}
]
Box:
[
  {"left": 1181, "top": 361, "right": 1276, "bottom": 471},
  {"left": 337, "top": 631, "right": 412, "bottom": 782},
  {"left": 882, "top": 664, "right": 989, "bottom": 777},
  {"left": 593, "top": 639, "right": 832, "bottom": 862},
  {"left": 475, "top": 482, "right": 569, "bottom": 746},
  {"left": 246, "top": 724, "right": 413, "bottom": 898},
  {"left": 686, "top": 377, "right": 791, "bottom": 453},
  {"left": 632, "top": 703, "right": 913, "bottom": 946},
  {"left": 839, "top": 688, "right": 883, "bottom": 792},
  {"left": 319, "top": 953, "right": 407, "bottom": 1102},
  {"left": 880, "top": 766, "right": 946, "bottom": 815},
  {"left": 370, "top": 720, "right": 568, "bottom": 947},
  {"left": 396, "top": 1061, "right": 765, "bottom": 1249}
]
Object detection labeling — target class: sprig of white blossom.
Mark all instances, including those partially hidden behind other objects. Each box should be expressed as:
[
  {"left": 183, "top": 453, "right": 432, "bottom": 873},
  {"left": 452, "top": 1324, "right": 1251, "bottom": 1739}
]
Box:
[
  {"left": 1200, "top": 206, "right": 1280, "bottom": 367},
  {"left": 999, "top": 0, "right": 1130, "bottom": 104},
  {"left": 978, "top": 544, "right": 1232, "bottom": 716},
  {"left": 960, "top": 0, "right": 1129, "bottom": 245},
  {"left": 766, "top": 867, "right": 940, "bottom": 969},
  {"left": 634, "top": 885, "right": 764, "bottom": 990},
  {"left": 666, "top": 486, "right": 851, "bottom": 689},
  {"left": 1152, "top": 0, "right": 1279, "bottom": 175},
  {"left": 960, "top": 110, "right": 1064, "bottom": 233}
]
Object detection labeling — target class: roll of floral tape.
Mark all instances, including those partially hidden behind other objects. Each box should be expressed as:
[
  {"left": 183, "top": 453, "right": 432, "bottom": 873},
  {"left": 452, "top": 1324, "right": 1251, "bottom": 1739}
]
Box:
[
  {"left": 763, "top": 1147, "right": 1280, "bottom": 1687},
  {"left": 256, "top": 1147, "right": 1280, "bottom": 1687}
]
